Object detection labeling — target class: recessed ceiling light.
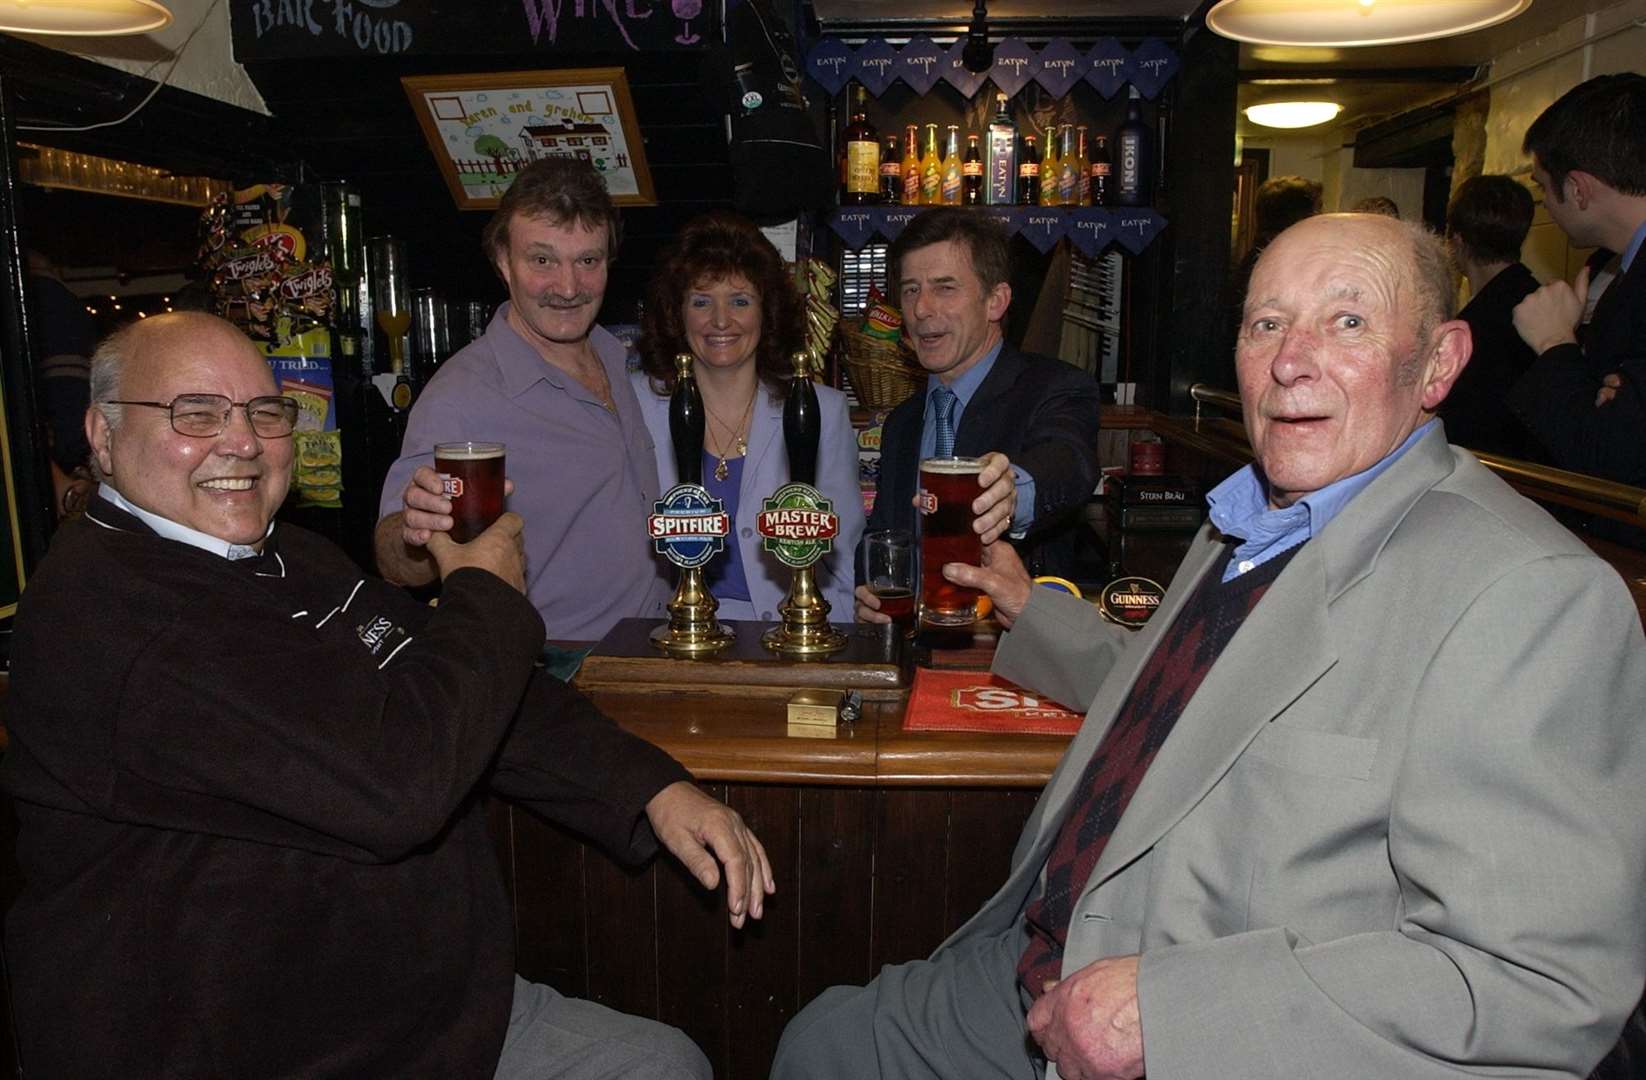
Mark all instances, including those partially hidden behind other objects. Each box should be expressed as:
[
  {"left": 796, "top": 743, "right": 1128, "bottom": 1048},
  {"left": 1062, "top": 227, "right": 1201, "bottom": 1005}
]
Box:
[
  {"left": 1245, "top": 101, "right": 1344, "bottom": 128},
  {"left": 1208, "top": 0, "right": 1531, "bottom": 48}
]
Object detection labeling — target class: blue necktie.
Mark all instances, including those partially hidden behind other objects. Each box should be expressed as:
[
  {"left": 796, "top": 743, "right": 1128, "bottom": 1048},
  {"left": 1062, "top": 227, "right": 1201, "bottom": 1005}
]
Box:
[{"left": 933, "top": 385, "right": 957, "bottom": 458}]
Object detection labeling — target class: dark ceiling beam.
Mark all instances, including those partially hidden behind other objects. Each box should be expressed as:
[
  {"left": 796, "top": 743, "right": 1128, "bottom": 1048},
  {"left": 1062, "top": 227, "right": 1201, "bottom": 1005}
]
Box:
[{"left": 1241, "top": 66, "right": 1480, "bottom": 84}]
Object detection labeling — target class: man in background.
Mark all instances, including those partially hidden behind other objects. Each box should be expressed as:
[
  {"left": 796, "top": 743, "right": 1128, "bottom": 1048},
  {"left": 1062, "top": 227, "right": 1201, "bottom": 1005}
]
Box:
[
  {"left": 856, "top": 208, "right": 1100, "bottom": 622},
  {"left": 376, "top": 157, "right": 671, "bottom": 639}
]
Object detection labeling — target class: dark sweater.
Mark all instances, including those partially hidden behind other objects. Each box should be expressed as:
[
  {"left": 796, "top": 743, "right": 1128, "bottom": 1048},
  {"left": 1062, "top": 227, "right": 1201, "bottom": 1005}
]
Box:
[{"left": 2, "top": 499, "right": 691, "bottom": 1078}]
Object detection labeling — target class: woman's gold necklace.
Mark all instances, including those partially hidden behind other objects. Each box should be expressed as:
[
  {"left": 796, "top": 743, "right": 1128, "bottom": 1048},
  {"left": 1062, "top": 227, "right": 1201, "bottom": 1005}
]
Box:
[{"left": 703, "top": 387, "right": 757, "bottom": 482}]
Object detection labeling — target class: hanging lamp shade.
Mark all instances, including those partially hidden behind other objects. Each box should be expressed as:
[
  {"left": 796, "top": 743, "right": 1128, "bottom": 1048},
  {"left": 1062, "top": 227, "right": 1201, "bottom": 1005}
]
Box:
[
  {"left": 0, "top": 0, "right": 173, "bottom": 36},
  {"left": 1205, "top": 0, "right": 1531, "bottom": 48},
  {"left": 1245, "top": 101, "right": 1344, "bottom": 128}
]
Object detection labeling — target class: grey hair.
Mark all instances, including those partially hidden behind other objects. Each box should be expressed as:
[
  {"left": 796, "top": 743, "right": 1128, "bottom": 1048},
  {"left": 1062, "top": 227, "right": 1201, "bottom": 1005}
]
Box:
[
  {"left": 1392, "top": 217, "right": 1459, "bottom": 384},
  {"left": 88, "top": 323, "right": 137, "bottom": 432}
]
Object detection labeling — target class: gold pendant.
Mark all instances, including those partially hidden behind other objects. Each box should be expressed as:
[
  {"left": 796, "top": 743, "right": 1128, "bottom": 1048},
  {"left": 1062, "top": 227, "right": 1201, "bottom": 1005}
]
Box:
[
  {"left": 736, "top": 436, "right": 748, "bottom": 456},
  {"left": 715, "top": 458, "right": 729, "bottom": 482}
]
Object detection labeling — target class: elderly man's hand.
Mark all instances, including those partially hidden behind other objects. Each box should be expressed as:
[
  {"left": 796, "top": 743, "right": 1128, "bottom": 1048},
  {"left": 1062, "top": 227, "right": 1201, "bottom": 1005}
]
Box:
[
  {"left": 855, "top": 583, "right": 891, "bottom": 624},
  {"left": 1513, "top": 266, "right": 1588, "bottom": 356},
  {"left": 646, "top": 781, "right": 775, "bottom": 929},
  {"left": 1026, "top": 955, "right": 1145, "bottom": 1080},
  {"left": 973, "top": 451, "right": 1018, "bottom": 544},
  {"left": 398, "top": 466, "right": 516, "bottom": 547},
  {"left": 425, "top": 512, "right": 527, "bottom": 593},
  {"left": 942, "top": 540, "right": 1033, "bottom": 629}
]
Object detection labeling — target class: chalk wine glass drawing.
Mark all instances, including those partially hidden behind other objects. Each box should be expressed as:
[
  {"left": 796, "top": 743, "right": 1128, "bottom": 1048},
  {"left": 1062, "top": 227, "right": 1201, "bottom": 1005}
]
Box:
[
  {"left": 673, "top": 0, "right": 702, "bottom": 44},
  {"left": 402, "top": 68, "right": 657, "bottom": 210}
]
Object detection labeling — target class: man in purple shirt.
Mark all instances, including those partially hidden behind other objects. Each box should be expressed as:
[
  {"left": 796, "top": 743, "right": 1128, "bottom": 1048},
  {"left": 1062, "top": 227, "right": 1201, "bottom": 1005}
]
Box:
[{"left": 376, "top": 157, "right": 671, "bottom": 641}]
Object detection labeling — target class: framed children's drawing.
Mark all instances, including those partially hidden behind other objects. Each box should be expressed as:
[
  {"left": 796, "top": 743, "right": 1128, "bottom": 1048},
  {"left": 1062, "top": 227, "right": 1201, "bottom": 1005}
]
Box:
[{"left": 401, "top": 68, "right": 657, "bottom": 210}]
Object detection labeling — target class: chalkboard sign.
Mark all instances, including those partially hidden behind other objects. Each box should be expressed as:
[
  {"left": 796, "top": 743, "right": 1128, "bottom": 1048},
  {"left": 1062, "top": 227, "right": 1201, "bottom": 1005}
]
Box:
[{"left": 230, "top": 0, "right": 715, "bottom": 61}]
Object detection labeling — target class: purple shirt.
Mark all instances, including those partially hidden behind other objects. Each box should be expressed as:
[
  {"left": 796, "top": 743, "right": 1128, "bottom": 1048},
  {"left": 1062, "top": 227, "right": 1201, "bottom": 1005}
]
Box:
[{"left": 379, "top": 304, "right": 671, "bottom": 641}]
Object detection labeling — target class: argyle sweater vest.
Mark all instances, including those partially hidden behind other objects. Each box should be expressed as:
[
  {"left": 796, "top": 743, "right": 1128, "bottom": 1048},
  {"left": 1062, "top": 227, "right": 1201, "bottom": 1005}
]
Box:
[{"left": 1017, "top": 543, "right": 1301, "bottom": 999}]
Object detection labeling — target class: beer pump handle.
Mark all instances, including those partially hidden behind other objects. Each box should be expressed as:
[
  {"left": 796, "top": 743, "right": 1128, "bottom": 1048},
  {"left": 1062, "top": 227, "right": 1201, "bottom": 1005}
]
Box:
[
  {"left": 670, "top": 352, "right": 706, "bottom": 486},
  {"left": 783, "top": 350, "right": 820, "bottom": 486}
]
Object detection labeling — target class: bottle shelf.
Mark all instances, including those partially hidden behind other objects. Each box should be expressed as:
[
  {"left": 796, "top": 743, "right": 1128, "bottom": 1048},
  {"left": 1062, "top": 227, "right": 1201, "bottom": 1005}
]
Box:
[{"left": 824, "top": 204, "right": 1166, "bottom": 257}]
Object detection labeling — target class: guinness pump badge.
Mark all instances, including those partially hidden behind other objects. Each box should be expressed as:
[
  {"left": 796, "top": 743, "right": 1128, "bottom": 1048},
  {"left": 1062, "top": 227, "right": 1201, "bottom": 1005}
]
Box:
[{"left": 1099, "top": 575, "right": 1165, "bottom": 629}]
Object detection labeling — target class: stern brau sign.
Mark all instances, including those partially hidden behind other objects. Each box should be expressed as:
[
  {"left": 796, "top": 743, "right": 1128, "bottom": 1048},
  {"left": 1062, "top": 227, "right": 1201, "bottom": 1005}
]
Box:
[{"left": 231, "top": 0, "right": 713, "bottom": 60}]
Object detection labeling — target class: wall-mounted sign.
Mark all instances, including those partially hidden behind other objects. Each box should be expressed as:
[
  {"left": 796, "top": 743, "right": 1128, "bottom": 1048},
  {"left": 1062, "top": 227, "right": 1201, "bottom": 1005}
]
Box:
[
  {"left": 806, "top": 36, "right": 1177, "bottom": 102},
  {"left": 230, "top": 0, "right": 711, "bottom": 60},
  {"left": 402, "top": 68, "right": 656, "bottom": 210}
]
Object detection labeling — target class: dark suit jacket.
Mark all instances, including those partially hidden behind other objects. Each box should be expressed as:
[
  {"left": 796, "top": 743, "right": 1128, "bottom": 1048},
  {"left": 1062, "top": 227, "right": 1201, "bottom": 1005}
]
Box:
[
  {"left": 1508, "top": 247, "right": 1646, "bottom": 546},
  {"left": 866, "top": 343, "right": 1101, "bottom": 579},
  {"left": 1440, "top": 262, "right": 1547, "bottom": 461}
]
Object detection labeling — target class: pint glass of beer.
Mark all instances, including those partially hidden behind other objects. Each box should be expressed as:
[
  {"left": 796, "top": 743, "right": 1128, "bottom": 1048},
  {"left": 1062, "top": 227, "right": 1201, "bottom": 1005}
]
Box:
[
  {"left": 433, "top": 441, "right": 506, "bottom": 543},
  {"left": 917, "top": 456, "right": 984, "bottom": 627}
]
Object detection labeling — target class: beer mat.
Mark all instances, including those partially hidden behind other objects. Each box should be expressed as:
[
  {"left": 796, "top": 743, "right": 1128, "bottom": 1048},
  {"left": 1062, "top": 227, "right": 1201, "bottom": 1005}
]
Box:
[
  {"left": 903, "top": 670, "right": 1084, "bottom": 735},
  {"left": 539, "top": 644, "right": 593, "bottom": 682}
]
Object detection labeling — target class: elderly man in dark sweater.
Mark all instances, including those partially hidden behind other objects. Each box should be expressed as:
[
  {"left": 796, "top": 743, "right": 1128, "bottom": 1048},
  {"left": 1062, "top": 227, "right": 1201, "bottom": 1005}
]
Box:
[{"left": 2, "top": 311, "right": 773, "bottom": 1078}]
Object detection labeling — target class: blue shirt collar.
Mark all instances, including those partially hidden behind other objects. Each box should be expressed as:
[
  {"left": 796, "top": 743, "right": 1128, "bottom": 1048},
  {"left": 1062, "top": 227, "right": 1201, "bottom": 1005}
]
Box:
[
  {"left": 1621, "top": 218, "right": 1646, "bottom": 274},
  {"left": 1206, "top": 418, "right": 1438, "bottom": 568},
  {"left": 924, "top": 338, "right": 1004, "bottom": 409}
]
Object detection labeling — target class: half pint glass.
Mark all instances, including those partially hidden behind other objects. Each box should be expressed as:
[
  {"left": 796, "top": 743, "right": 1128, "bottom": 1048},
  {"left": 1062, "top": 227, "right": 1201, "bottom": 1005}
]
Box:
[
  {"left": 918, "top": 456, "right": 983, "bottom": 627},
  {"left": 434, "top": 441, "right": 506, "bottom": 543}
]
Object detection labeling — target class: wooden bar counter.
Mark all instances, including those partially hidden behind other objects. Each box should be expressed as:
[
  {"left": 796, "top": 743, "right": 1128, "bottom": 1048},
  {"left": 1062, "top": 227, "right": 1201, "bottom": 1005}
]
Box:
[{"left": 488, "top": 619, "right": 1072, "bottom": 1079}]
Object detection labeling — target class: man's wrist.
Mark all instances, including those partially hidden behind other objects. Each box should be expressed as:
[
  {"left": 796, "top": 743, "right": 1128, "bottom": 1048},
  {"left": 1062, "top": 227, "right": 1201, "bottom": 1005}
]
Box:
[{"left": 1535, "top": 333, "right": 1580, "bottom": 355}]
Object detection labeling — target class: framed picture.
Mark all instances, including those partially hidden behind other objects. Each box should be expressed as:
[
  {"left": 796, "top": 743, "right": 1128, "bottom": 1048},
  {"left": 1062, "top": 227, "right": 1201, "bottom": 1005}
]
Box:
[{"left": 401, "top": 68, "right": 657, "bottom": 211}]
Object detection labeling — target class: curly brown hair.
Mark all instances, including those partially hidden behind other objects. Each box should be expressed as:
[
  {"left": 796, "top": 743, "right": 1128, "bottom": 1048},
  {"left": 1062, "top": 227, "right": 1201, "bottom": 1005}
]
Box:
[{"left": 636, "top": 211, "right": 803, "bottom": 395}]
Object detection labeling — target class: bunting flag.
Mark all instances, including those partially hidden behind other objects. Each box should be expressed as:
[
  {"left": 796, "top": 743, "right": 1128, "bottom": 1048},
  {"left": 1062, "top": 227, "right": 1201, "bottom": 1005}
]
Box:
[
  {"left": 986, "top": 38, "right": 1039, "bottom": 98},
  {"left": 1034, "top": 38, "right": 1085, "bottom": 98},
  {"left": 895, "top": 36, "right": 945, "bottom": 95},
  {"left": 940, "top": 39, "right": 988, "bottom": 99},
  {"left": 852, "top": 39, "right": 899, "bottom": 96},
  {"left": 1129, "top": 38, "right": 1181, "bottom": 99},
  {"left": 829, "top": 207, "right": 878, "bottom": 250},
  {"left": 1084, "top": 38, "right": 1133, "bottom": 98},
  {"left": 1067, "top": 209, "right": 1114, "bottom": 257},
  {"left": 1111, "top": 208, "right": 1166, "bottom": 254},
  {"left": 1018, "top": 208, "right": 1068, "bottom": 253},
  {"left": 877, "top": 206, "right": 922, "bottom": 240},
  {"left": 805, "top": 39, "right": 853, "bottom": 96}
]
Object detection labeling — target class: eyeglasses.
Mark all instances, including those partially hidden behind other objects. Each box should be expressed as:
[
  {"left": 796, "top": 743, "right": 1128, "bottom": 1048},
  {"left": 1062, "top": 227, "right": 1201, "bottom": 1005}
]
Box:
[{"left": 104, "top": 394, "right": 301, "bottom": 438}]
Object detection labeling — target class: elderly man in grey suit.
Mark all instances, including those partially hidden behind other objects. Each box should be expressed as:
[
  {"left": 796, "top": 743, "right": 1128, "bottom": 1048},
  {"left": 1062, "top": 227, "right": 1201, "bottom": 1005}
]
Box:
[{"left": 772, "top": 212, "right": 1646, "bottom": 1080}]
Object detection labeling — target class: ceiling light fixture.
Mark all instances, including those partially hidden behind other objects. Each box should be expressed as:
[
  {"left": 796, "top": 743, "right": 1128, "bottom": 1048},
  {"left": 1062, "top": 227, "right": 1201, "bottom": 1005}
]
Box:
[
  {"left": 1206, "top": 0, "right": 1531, "bottom": 48},
  {"left": 0, "top": 0, "right": 173, "bottom": 36},
  {"left": 1245, "top": 101, "right": 1344, "bottom": 128}
]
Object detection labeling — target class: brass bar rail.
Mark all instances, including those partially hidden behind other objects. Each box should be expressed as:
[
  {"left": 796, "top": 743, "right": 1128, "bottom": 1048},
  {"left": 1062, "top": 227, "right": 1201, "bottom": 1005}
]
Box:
[{"left": 1183, "top": 383, "right": 1646, "bottom": 528}]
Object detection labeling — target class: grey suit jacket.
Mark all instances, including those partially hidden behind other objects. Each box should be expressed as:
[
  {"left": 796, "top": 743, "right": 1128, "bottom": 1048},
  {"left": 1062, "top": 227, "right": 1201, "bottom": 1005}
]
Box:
[{"left": 973, "top": 425, "right": 1646, "bottom": 1078}]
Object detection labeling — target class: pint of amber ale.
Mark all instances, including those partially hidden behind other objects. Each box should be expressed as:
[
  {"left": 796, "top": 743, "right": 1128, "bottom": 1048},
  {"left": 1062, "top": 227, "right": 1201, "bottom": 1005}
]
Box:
[
  {"left": 433, "top": 441, "right": 506, "bottom": 543},
  {"left": 918, "top": 456, "right": 983, "bottom": 627}
]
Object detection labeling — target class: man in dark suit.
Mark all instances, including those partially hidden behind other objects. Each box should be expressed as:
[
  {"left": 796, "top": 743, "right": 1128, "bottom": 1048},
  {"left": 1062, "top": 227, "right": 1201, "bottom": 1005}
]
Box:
[
  {"left": 1508, "top": 74, "right": 1646, "bottom": 514},
  {"left": 855, "top": 209, "right": 1100, "bottom": 621},
  {"left": 1440, "top": 175, "right": 1546, "bottom": 460}
]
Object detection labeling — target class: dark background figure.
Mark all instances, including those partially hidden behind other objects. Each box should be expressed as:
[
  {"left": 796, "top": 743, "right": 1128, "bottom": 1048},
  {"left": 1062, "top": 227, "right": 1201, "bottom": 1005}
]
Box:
[
  {"left": 23, "top": 249, "right": 95, "bottom": 516},
  {"left": 1508, "top": 72, "right": 1646, "bottom": 548},
  {"left": 1223, "top": 176, "right": 1323, "bottom": 382},
  {"left": 1441, "top": 175, "right": 1548, "bottom": 460},
  {"left": 1352, "top": 195, "right": 1401, "bottom": 217}
]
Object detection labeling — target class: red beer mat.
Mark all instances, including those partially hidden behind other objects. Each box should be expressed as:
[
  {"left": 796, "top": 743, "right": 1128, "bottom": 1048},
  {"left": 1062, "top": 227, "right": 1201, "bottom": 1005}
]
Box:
[{"left": 903, "top": 670, "right": 1085, "bottom": 735}]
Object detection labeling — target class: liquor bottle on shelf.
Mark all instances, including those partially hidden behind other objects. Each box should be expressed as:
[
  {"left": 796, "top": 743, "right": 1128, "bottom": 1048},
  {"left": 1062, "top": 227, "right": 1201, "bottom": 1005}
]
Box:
[
  {"left": 1116, "top": 85, "right": 1153, "bottom": 207},
  {"left": 880, "top": 135, "right": 901, "bottom": 204},
  {"left": 1058, "top": 124, "right": 1080, "bottom": 207},
  {"left": 1039, "top": 128, "right": 1059, "bottom": 207},
  {"left": 985, "top": 92, "right": 1017, "bottom": 206},
  {"left": 902, "top": 124, "right": 922, "bottom": 206},
  {"left": 1074, "top": 126, "right": 1092, "bottom": 206},
  {"left": 962, "top": 133, "right": 983, "bottom": 206},
  {"left": 1017, "top": 134, "right": 1040, "bottom": 206},
  {"left": 941, "top": 125, "right": 962, "bottom": 206},
  {"left": 920, "top": 122, "right": 942, "bottom": 206},
  {"left": 842, "top": 84, "right": 879, "bottom": 206},
  {"left": 1089, "top": 133, "right": 1113, "bottom": 207}
]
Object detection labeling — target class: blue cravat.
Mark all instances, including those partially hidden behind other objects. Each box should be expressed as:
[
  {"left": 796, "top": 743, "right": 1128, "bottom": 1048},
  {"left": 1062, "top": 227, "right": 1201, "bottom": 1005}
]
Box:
[{"left": 933, "top": 385, "right": 957, "bottom": 458}]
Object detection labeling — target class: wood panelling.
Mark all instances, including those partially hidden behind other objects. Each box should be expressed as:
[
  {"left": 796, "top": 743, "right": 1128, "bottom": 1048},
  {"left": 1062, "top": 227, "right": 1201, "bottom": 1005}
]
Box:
[{"left": 491, "top": 783, "right": 1038, "bottom": 1080}]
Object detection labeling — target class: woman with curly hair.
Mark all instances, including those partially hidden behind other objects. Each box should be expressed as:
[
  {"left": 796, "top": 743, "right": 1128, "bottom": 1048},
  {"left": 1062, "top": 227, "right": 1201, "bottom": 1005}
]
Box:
[{"left": 632, "top": 212, "right": 864, "bottom": 623}]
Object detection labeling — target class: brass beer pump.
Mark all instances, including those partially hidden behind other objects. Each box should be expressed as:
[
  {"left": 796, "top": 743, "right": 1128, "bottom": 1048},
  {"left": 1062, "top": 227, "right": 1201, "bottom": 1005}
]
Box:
[
  {"left": 651, "top": 353, "right": 736, "bottom": 657},
  {"left": 762, "top": 351, "right": 848, "bottom": 659}
]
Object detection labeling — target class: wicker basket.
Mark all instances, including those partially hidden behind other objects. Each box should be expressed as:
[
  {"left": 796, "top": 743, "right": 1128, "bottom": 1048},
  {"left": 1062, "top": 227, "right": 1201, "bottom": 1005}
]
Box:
[{"left": 840, "top": 323, "right": 923, "bottom": 410}]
